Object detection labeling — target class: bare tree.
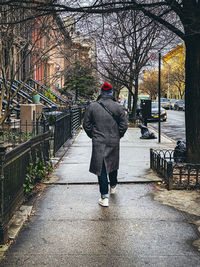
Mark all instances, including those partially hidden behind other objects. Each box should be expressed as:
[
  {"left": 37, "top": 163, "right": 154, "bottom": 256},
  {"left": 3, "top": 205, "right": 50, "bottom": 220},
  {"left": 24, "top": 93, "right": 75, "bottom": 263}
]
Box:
[
  {"left": 105, "top": 65, "right": 124, "bottom": 100},
  {"left": 1, "top": 1, "right": 200, "bottom": 162},
  {"left": 94, "top": 10, "right": 174, "bottom": 122}
]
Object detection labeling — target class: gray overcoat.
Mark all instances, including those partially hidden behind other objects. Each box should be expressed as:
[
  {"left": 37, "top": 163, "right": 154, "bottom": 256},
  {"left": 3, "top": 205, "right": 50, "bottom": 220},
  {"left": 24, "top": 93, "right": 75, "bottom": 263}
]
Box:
[{"left": 83, "top": 94, "right": 128, "bottom": 176}]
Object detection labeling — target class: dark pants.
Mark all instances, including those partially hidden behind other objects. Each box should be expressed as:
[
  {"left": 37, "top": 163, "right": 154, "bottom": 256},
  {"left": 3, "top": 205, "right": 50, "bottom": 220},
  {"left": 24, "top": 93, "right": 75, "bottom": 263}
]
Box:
[{"left": 98, "top": 161, "right": 118, "bottom": 198}]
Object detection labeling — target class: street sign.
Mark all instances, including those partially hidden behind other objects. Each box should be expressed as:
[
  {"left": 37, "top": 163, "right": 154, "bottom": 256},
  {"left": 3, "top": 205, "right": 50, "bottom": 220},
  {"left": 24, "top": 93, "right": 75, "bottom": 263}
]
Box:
[{"left": 150, "top": 53, "right": 157, "bottom": 61}]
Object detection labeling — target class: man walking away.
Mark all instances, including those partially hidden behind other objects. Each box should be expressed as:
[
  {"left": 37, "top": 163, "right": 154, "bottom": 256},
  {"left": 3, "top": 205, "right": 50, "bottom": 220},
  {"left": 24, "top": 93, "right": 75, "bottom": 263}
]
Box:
[{"left": 83, "top": 82, "right": 128, "bottom": 207}]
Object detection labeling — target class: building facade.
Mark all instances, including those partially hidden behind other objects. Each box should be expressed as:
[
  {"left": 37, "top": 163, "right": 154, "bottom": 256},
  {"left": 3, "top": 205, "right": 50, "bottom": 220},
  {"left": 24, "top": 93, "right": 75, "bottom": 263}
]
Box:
[{"left": 162, "top": 44, "right": 185, "bottom": 100}]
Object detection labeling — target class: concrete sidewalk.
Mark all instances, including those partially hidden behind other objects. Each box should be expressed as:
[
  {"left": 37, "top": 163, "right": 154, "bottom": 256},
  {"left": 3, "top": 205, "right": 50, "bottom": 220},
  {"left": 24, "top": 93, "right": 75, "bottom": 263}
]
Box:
[
  {"left": 51, "top": 128, "right": 174, "bottom": 184},
  {"left": 1, "top": 128, "right": 200, "bottom": 267}
]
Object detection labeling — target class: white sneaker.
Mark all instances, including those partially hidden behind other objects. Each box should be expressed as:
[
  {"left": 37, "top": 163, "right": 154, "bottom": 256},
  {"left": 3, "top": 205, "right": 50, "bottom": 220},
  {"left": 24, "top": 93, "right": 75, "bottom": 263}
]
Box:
[
  {"left": 98, "top": 198, "right": 109, "bottom": 207},
  {"left": 110, "top": 185, "right": 117, "bottom": 194}
]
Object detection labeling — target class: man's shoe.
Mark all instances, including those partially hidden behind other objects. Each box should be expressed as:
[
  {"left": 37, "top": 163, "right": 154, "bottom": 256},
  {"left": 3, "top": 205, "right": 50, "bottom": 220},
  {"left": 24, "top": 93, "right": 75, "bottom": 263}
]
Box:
[
  {"left": 98, "top": 198, "right": 109, "bottom": 207},
  {"left": 110, "top": 185, "right": 117, "bottom": 194}
]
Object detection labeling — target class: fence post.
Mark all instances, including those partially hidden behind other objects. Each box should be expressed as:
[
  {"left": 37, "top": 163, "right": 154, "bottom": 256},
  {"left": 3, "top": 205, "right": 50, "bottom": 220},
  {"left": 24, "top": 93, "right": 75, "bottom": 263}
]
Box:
[
  {"left": 33, "top": 111, "right": 35, "bottom": 135},
  {"left": 157, "top": 154, "right": 160, "bottom": 174},
  {"left": 70, "top": 107, "right": 73, "bottom": 137},
  {"left": 63, "top": 114, "right": 65, "bottom": 147},
  {"left": 45, "top": 133, "right": 51, "bottom": 161},
  {"left": 167, "top": 161, "right": 173, "bottom": 190},
  {"left": 0, "top": 145, "right": 8, "bottom": 243},
  {"left": 79, "top": 107, "right": 81, "bottom": 126},
  {"left": 150, "top": 149, "right": 153, "bottom": 169},
  {"left": 36, "top": 119, "right": 39, "bottom": 135},
  {"left": 53, "top": 119, "right": 57, "bottom": 157}
]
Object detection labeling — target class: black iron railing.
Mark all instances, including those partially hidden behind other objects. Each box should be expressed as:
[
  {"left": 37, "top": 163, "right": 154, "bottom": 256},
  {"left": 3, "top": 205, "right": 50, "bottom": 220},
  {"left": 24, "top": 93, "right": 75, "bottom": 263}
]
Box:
[
  {"left": 0, "top": 104, "right": 86, "bottom": 243},
  {"left": 54, "top": 110, "right": 71, "bottom": 155},
  {"left": 27, "top": 78, "right": 67, "bottom": 104},
  {"left": 71, "top": 106, "right": 82, "bottom": 135},
  {"left": 150, "top": 149, "right": 200, "bottom": 190},
  {"left": 14, "top": 79, "right": 59, "bottom": 108},
  {"left": 0, "top": 131, "right": 51, "bottom": 243},
  {"left": 0, "top": 105, "right": 85, "bottom": 156},
  {"left": 0, "top": 115, "right": 49, "bottom": 148},
  {"left": 53, "top": 105, "right": 86, "bottom": 155}
]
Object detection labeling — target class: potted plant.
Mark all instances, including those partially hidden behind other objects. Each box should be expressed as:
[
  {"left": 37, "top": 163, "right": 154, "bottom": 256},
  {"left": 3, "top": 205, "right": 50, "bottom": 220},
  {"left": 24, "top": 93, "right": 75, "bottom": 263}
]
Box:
[{"left": 32, "top": 90, "right": 40, "bottom": 104}]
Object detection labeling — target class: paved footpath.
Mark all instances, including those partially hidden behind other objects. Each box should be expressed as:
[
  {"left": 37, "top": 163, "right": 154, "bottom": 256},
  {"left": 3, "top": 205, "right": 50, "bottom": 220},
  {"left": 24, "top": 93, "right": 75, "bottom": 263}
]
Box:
[{"left": 1, "top": 129, "right": 200, "bottom": 267}]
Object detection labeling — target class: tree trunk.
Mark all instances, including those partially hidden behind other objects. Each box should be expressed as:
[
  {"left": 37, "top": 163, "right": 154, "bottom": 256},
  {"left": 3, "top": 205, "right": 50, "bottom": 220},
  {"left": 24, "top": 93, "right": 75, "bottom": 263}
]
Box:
[
  {"left": 113, "top": 88, "right": 120, "bottom": 100},
  {"left": 185, "top": 35, "right": 200, "bottom": 163},
  {"left": 132, "top": 77, "right": 139, "bottom": 123},
  {"left": 128, "top": 91, "right": 132, "bottom": 111}
]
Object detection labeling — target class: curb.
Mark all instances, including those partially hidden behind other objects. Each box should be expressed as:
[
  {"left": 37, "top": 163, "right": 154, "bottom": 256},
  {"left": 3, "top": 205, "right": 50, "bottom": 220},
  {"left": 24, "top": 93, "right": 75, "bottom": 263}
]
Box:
[
  {"left": 148, "top": 125, "right": 176, "bottom": 144},
  {"left": 43, "top": 180, "right": 162, "bottom": 185},
  {"left": 0, "top": 206, "right": 32, "bottom": 261}
]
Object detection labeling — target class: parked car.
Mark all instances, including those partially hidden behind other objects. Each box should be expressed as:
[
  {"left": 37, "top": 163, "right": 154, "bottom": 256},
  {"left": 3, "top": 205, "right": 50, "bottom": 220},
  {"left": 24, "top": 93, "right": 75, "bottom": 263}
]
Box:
[
  {"left": 160, "top": 98, "right": 168, "bottom": 109},
  {"left": 138, "top": 101, "right": 167, "bottom": 121},
  {"left": 164, "top": 99, "right": 172, "bottom": 110},
  {"left": 169, "top": 99, "right": 176, "bottom": 110},
  {"left": 174, "top": 100, "right": 185, "bottom": 110},
  {"left": 150, "top": 101, "right": 167, "bottom": 121}
]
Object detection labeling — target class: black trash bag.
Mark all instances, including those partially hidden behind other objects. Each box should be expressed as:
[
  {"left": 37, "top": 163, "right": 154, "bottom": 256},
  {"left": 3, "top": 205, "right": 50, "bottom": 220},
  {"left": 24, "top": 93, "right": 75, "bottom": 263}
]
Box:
[
  {"left": 174, "top": 140, "right": 186, "bottom": 163},
  {"left": 138, "top": 124, "right": 157, "bottom": 139}
]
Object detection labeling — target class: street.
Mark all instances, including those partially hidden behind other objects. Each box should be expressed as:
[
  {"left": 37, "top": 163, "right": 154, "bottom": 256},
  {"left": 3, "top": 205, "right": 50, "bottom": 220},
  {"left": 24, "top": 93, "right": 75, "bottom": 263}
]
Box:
[{"left": 149, "top": 109, "right": 186, "bottom": 142}]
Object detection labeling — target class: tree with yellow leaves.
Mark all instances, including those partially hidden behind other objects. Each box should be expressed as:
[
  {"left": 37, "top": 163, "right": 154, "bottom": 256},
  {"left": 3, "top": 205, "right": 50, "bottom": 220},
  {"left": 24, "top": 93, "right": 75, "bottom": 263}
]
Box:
[{"left": 140, "top": 70, "right": 168, "bottom": 100}]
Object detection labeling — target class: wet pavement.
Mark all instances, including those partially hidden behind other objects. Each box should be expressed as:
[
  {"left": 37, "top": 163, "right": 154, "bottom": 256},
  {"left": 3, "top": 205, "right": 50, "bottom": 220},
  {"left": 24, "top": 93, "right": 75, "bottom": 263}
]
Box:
[
  {"left": 52, "top": 128, "right": 174, "bottom": 184},
  {"left": 150, "top": 110, "right": 185, "bottom": 141},
  {"left": 1, "top": 129, "right": 200, "bottom": 267}
]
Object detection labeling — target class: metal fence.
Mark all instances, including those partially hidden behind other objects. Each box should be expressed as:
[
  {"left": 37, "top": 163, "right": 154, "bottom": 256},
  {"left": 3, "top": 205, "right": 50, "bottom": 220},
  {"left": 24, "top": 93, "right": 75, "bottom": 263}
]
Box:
[
  {"left": 71, "top": 106, "right": 82, "bottom": 135},
  {"left": 0, "top": 105, "right": 85, "bottom": 156},
  {"left": 53, "top": 105, "right": 85, "bottom": 155},
  {"left": 0, "top": 115, "right": 49, "bottom": 148},
  {"left": 0, "top": 104, "right": 85, "bottom": 243},
  {"left": 54, "top": 110, "right": 71, "bottom": 155},
  {"left": 0, "top": 131, "right": 51, "bottom": 243},
  {"left": 150, "top": 148, "right": 200, "bottom": 190}
]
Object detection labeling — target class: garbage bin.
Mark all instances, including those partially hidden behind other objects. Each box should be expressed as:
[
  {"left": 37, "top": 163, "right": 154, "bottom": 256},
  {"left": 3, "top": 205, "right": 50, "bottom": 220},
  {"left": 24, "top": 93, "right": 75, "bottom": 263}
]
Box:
[{"left": 141, "top": 99, "right": 151, "bottom": 126}]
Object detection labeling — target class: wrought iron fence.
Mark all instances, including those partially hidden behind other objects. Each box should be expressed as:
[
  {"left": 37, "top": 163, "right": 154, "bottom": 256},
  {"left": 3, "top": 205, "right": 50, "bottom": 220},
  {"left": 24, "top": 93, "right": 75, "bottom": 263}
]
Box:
[
  {"left": 0, "top": 131, "right": 51, "bottom": 243},
  {"left": 150, "top": 148, "right": 200, "bottom": 190},
  {"left": 53, "top": 110, "right": 71, "bottom": 155},
  {"left": 71, "top": 106, "right": 82, "bottom": 135},
  {"left": 53, "top": 105, "right": 86, "bottom": 155},
  {"left": 0, "top": 115, "right": 49, "bottom": 148},
  {"left": 0, "top": 105, "right": 85, "bottom": 157},
  {"left": 0, "top": 104, "right": 85, "bottom": 243}
]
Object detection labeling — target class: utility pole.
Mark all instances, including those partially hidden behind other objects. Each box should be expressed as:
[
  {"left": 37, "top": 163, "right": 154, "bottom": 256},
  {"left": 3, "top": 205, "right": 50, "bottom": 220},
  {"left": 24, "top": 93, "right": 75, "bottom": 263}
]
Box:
[{"left": 158, "top": 52, "right": 161, "bottom": 143}]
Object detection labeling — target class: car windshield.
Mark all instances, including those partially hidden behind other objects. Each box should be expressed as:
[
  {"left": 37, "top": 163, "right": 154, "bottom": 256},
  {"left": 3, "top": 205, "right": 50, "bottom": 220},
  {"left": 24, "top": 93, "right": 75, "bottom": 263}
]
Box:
[
  {"left": 152, "top": 102, "right": 158, "bottom": 108},
  {"left": 160, "top": 98, "right": 167, "bottom": 102},
  {"left": 170, "top": 99, "right": 176, "bottom": 103},
  {"left": 178, "top": 100, "right": 184, "bottom": 104}
]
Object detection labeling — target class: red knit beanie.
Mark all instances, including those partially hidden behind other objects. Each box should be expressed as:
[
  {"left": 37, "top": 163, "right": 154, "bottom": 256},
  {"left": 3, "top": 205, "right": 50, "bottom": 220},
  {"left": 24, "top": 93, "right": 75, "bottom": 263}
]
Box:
[{"left": 101, "top": 82, "right": 112, "bottom": 91}]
